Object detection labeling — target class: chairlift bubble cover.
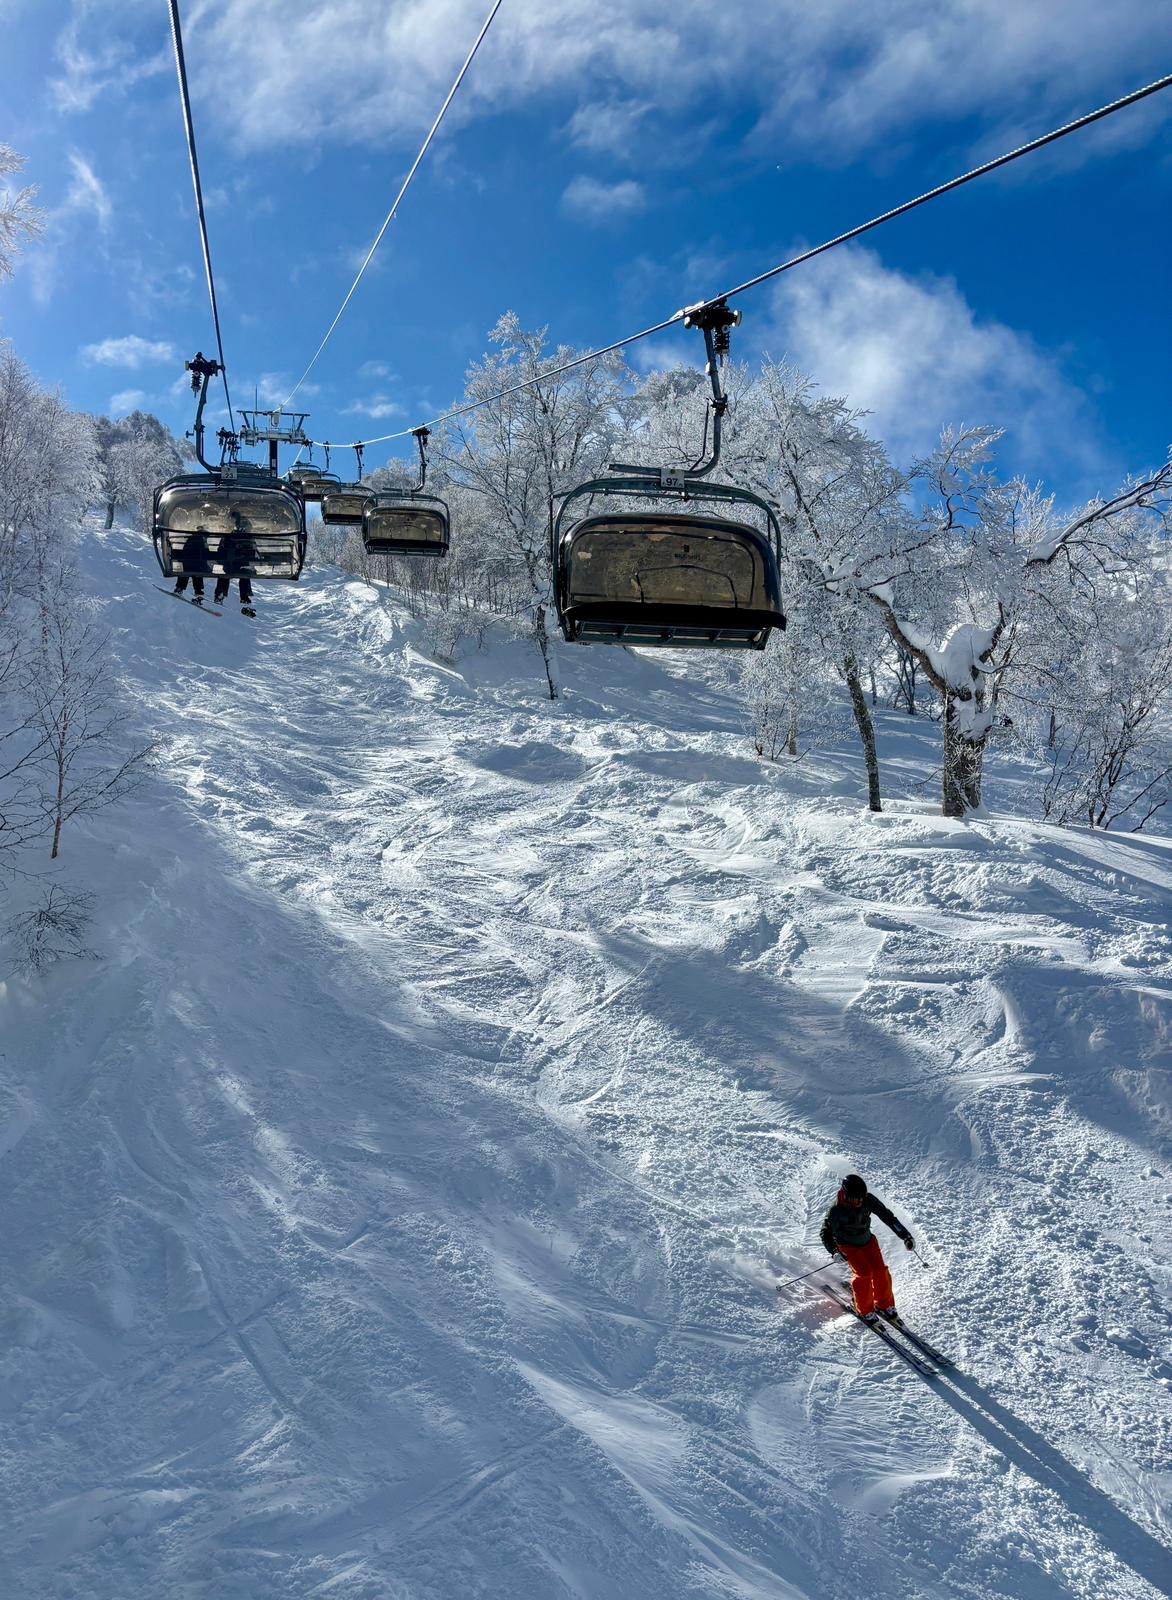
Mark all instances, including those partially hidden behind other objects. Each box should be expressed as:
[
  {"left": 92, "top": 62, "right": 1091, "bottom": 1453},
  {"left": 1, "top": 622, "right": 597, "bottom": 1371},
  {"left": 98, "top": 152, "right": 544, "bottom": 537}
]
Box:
[
  {"left": 320, "top": 486, "right": 375, "bottom": 526},
  {"left": 289, "top": 470, "right": 339, "bottom": 504},
  {"left": 153, "top": 475, "right": 308, "bottom": 580},
  {"left": 362, "top": 494, "right": 450, "bottom": 557},
  {"left": 558, "top": 511, "right": 782, "bottom": 648}
]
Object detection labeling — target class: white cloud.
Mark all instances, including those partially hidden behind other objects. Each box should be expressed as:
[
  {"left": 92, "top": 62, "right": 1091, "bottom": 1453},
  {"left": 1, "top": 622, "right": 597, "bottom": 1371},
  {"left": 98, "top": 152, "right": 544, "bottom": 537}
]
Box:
[
  {"left": 763, "top": 245, "right": 1098, "bottom": 470},
  {"left": 56, "top": 1, "right": 1166, "bottom": 168},
  {"left": 83, "top": 334, "right": 177, "bottom": 368},
  {"left": 109, "top": 388, "right": 148, "bottom": 416},
  {"left": 359, "top": 360, "right": 395, "bottom": 380},
  {"left": 65, "top": 151, "right": 111, "bottom": 230},
  {"left": 566, "top": 99, "right": 651, "bottom": 158},
  {"left": 342, "top": 395, "right": 405, "bottom": 420},
  {"left": 245, "top": 373, "right": 321, "bottom": 408},
  {"left": 562, "top": 176, "right": 646, "bottom": 225},
  {"left": 128, "top": 258, "right": 198, "bottom": 312},
  {"left": 22, "top": 148, "right": 113, "bottom": 304},
  {"left": 630, "top": 335, "right": 691, "bottom": 373},
  {"left": 50, "top": 21, "right": 169, "bottom": 114}
]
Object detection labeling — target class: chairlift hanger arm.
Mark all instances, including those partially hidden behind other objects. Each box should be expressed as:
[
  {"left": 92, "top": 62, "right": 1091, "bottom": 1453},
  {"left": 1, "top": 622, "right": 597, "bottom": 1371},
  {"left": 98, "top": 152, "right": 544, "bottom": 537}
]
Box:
[
  {"left": 609, "top": 300, "right": 740, "bottom": 482},
  {"left": 413, "top": 427, "right": 431, "bottom": 493},
  {"left": 185, "top": 352, "right": 221, "bottom": 471}
]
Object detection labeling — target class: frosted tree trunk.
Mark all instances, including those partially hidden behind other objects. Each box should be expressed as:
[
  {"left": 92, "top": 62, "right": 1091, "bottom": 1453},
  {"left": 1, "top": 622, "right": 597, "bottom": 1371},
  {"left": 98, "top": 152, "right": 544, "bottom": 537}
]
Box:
[
  {"left": 786, "top": 710, "right": 798, "bottom": 758},
  {"left": 104, "top": 500, "right": 115, "bottom": 529},
  {"left": 942, "top": 694, "right": 985, "bottom": 817},
  {"left": 845, "top": 657, "right": 881, "bottom": 812},
  {"left": 51, "top": 746, "right": 66, "bottom": 858},
  {"left": 535, "top": 605, "right": 560, "bottom": 701}
]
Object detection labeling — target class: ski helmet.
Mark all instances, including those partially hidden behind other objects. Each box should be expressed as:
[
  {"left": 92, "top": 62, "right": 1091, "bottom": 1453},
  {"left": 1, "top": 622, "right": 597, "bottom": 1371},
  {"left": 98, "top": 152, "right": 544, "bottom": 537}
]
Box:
[{"left": 842, "top": 1173, "right": 867, "bottom": 1199}]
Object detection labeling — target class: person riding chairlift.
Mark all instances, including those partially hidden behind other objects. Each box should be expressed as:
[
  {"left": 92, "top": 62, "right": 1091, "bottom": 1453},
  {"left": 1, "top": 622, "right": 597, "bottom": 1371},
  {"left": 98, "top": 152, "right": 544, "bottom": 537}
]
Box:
[
  {"left": 173, "top": 527, "right": 209, "bottom": 604},
  {"left": 214, "top": 510, "right": 256, "bottom": 617}
]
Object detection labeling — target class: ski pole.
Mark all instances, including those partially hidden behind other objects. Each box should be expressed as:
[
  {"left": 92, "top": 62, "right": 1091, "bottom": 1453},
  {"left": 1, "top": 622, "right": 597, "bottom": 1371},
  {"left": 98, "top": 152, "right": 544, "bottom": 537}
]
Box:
[
  {"left": 911, "top": 1246, "right": 932, "bottom": 1270},
  {"left": 774, "top": 1261, "right": 834, "bottom": 1294}
]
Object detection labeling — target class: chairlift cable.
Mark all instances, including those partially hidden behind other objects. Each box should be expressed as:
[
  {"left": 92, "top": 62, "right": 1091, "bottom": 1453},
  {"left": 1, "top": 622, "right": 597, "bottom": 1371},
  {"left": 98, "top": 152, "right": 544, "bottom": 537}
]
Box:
[
  {"left": 305, "top": 70, "right": 1172, "bottom": 454},
  {"left": 691, "top": 69, "right": 1172, "bottom": 311},
  {"left": 281, "top": 0, "right": 505, "bottom": 411},
  {"left": 166, "top": 0, "right": 235, "bottom": 429}
]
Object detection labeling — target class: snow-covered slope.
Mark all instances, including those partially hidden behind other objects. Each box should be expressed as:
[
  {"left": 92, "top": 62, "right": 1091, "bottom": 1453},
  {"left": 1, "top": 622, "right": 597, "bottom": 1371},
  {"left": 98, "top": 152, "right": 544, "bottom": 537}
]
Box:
[{"left": 1, "top": 523, "right": 1169, "bottom": 1600}]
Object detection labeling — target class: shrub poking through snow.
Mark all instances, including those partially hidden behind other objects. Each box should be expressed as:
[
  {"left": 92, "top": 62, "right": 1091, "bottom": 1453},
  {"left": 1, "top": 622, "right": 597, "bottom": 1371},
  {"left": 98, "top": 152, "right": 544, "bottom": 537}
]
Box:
[{"left": 6, "top": 883, "right": 95, "bottom": 973}]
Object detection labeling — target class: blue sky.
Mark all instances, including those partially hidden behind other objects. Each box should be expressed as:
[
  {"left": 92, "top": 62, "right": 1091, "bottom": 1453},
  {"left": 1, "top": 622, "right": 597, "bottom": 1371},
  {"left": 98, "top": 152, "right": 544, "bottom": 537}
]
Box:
[{"left": 1, "top": 0, "right": 1169, "bottom": 497}]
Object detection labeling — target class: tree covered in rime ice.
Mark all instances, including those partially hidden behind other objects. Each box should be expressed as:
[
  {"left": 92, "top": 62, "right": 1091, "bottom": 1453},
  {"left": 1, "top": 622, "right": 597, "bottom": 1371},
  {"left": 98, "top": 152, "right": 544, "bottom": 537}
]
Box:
[
  {"left": 1010, "top": 533, "right": 1172, "bottom": 830},
  {"left": 0, "top": 145, "right": 43, "bottom": 282},
  {"left": 741, "top": 601, "right": 841, "bottom": 762},
  {"left": 437, "top": 315, "right": 632, "bottom": 699},
  {"left": 0, "top": 346, "right": 99, "bottom": 594},
  {"left": 735, "top": 365, "right": 897, "bottom": 808},
  {"left": 93, "top": 411, "right": 187, "bottom": 531},
  {"left": 0, "top": 343, "right": 146, "bottom": 876},
  {"left": 858, "top": 429, "right": 1172, "bottom": 818},
  {"left": 27, "top": 564, "right": 149, "bottom": 859}
]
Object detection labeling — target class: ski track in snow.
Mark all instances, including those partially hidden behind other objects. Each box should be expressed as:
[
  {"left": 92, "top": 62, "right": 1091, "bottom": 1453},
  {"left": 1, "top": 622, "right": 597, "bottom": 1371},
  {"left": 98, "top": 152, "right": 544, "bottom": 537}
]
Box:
[{"left": 0, "top": 524, "right": 1169, "bottom": 1600}]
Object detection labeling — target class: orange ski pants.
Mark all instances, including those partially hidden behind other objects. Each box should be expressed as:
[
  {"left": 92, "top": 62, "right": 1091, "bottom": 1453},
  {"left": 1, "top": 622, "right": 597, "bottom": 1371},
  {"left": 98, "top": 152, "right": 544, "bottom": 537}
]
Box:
[{"left": 837, "top": 1237, "right": 894, "bottom": 1317}]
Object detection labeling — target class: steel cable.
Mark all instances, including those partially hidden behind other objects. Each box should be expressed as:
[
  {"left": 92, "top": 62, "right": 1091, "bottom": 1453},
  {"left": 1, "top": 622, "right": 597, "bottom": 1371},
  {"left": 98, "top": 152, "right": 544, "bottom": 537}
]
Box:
[
  {"left": 282, "top": 0, "right": 505, "bottom": 410},
  {"left": 167, "top": 0, "right": 235, "bottom": 428},
  {"left": 306, "top": 70, "right": 1172, "bottom": 453}
]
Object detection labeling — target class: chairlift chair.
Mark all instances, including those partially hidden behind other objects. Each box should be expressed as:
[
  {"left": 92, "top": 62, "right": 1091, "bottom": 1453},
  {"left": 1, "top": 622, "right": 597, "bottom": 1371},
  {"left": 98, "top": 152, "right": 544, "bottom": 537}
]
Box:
[
  {"left": 153, "top": 355, "right": 309, "bottom": 582},
  {"left": 288, "top": 466, "right": 340, "bottom": 504},
  {"left": 557, "top": 506, "right": 782, "bottom": 648},
  {"left": 363, "top": 493, "right": 450, "bottom": 556},
  {"left": 320, "top": 484, "right": 375, "bottom": 526},
  {"left": 551, "top": 302, "right": 784, "bottom": 650},
  {"left": 361, "top": 427, "right": 450, "bottom": 558},
  {"left": 153, "top": 467, "right": 308, "bottom": 581}
]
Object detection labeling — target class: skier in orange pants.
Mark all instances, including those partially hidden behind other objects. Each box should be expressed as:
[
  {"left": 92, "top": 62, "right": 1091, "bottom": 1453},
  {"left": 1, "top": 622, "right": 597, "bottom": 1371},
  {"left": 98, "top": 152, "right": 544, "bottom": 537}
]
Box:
[{"left": 820, "top": 1173, "right": 914, "bottom": 1324}]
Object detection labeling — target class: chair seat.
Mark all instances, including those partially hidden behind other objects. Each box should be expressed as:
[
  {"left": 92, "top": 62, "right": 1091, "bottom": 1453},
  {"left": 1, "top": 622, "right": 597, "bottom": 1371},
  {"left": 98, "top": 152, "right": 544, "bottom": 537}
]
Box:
[{"left": 566, "top": 600, "right": 780, "bottom": 649}]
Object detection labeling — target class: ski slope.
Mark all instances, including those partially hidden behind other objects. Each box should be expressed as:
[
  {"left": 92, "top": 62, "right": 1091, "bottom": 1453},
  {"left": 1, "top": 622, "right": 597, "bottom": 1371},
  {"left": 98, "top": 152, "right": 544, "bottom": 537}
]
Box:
[{"left": 0, "top": 521, "right": 1169, "bottom": 1600}]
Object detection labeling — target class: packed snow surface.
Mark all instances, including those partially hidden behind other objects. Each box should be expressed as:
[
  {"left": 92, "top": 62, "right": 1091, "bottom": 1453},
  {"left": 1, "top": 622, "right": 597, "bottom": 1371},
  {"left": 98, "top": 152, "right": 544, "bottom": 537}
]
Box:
[{"left": 1, "top": 524, "right": 1169, "bottom": 1600}]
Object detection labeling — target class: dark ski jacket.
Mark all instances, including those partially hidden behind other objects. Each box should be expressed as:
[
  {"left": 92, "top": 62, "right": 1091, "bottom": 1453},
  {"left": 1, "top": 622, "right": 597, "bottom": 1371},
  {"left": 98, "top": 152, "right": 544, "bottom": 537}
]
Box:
[{"left": 820, "top": 1188, "right": 910, "bottom": 1255}]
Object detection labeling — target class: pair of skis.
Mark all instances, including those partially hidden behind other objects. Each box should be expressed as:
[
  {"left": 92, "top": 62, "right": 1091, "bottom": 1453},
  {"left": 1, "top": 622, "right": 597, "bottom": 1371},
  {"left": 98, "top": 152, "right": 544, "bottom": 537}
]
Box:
[
  {"left": 777, "top": 1274, "right": 954, "bottom": 1378},
  {"left": 817, "top": 1282, "right": 953, "bottom": 1378}
]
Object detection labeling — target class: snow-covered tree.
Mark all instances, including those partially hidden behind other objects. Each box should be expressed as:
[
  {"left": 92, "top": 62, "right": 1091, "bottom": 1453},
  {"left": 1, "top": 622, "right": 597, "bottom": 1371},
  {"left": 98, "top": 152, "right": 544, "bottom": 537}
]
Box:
[
  {"left": 26, "top": 569, "right": 150, "bottom": 858},
  {"left": 741, "top": 600, "right": 839, "bottom": 761},
  {"left": 860, "top": 428, "right": 1172, "bottom": 817},
  {"left": 737, "top": 364, "right": 905, "bottom": 811},
  {"left": 1012, "top": 542, "right": 1172, "bottom": 830},
  {"left": 0, "top": 346, "right": 116, "bottom": 865},
  {"left": 438, "top": 314, "right": 633, "bottom": 699},
  {"left": 0, "top": 346, "right": 99, "bottom": 603},
  {"left": 93, "top": 411, "right": 186, "bottom": 531},
  {"left": 0, "top": 146, "right": 43, "bottom": 283}
]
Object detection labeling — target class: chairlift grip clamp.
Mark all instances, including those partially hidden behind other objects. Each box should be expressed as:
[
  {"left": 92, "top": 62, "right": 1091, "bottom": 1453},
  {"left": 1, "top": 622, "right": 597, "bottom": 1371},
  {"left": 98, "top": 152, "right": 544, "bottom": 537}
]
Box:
[
  {"left": 185, "top": 350, "right": 222, "bottom": 395},
  {"left": 683, "top": 299, "right": 741, "bottom": 359}
]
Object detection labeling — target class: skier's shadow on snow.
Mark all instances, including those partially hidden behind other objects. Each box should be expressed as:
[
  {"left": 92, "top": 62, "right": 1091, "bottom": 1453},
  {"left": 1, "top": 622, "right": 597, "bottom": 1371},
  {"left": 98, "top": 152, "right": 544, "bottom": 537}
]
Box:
[{"left": 934, "top": 1368, "right": 1170, "bottom": 1594}]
